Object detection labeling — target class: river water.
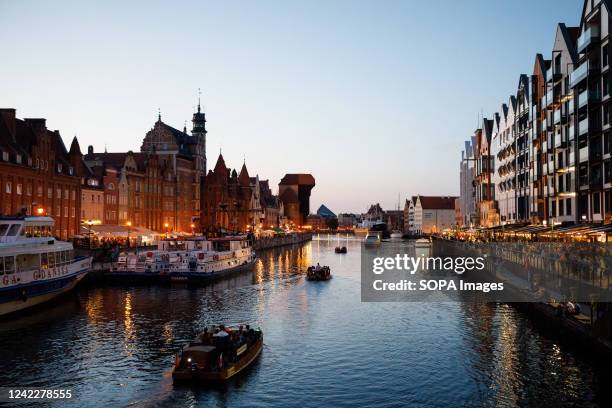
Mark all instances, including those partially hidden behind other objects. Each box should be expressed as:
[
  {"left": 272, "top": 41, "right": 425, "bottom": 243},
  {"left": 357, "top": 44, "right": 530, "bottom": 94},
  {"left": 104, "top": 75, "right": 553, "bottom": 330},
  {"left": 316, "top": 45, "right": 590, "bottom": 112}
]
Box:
[{"left": 0, "top": 238, "right": 610, "bottom": 407}]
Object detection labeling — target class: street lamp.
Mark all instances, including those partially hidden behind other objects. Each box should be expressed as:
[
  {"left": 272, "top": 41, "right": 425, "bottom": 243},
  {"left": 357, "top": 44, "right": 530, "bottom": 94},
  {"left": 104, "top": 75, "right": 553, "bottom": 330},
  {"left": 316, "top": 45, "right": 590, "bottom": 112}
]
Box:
[
  {"left": 164, "top": 222, "right": 170, "bottom": 238},
  {"left": 36, "top": 207, "right": 45, "bottom": 216},
  {"left": 86, "top": 219, "right": 94, "bottom": 249},
  {"left": 190, "top": 223, "right": 195, "bottom": 236},
  {"left": 126, "top": 221, "right": 132, "bottom": 248}
]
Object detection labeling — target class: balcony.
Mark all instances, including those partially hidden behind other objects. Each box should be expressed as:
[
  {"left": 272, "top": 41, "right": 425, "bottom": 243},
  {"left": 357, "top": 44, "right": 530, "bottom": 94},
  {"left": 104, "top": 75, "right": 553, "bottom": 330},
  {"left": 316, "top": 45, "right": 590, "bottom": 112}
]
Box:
[
  {"left": 578, "top": 89, "right": 601, "bottom": 108},
  {"left": 579, "top": 146, "right": 589, "bottom": 162},
  {"left": 579, "top": 117, "right": 590, "bottom": 136},
  {"left": 545, "top": 89, "right": 554, "bottom": 108},
  {"left": 553, "top": 109, "right": 565, "bottom": 124},
  {"left": 570, "top": 60, "right": 590, "bottom": 88},
  {"left": 577, "top": 26, "right": 600, "bottom": 54}
]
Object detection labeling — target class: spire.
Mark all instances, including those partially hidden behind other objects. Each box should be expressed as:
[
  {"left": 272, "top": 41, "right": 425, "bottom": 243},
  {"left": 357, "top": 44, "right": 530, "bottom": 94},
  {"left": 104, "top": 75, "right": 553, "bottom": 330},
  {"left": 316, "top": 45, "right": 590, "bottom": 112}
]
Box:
[
  {"left": 69, "top": 134, "right": 81, "bottom": 155},
  {"left": 197, "top": 88, "right": 201, "bottom": 113},
  {"left": 191, "top": 89, "right": 207, "bottom": 135},
  {"left": 158, "top": 108, "right": 161, "bottom": 122},
  {"left": 239, "top": 161, "right": 250, "bottom": 186},
  {"left": 183, "top": 120, "right": 187, "bottom": 133}
]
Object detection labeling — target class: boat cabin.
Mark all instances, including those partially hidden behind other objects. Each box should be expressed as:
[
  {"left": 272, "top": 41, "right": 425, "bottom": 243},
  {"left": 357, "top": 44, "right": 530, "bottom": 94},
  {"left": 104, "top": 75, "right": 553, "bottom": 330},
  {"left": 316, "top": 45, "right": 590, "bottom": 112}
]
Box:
[{"left": 0, "top": 216, "right": 55, "bottom": 244}]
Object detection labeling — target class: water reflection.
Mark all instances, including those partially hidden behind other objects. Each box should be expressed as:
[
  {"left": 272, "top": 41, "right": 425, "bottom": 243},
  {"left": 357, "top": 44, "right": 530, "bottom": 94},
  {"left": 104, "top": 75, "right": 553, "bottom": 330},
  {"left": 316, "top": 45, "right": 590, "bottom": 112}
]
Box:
[{"left": 0, "top": 239, "right": 609, "bottom": 407}]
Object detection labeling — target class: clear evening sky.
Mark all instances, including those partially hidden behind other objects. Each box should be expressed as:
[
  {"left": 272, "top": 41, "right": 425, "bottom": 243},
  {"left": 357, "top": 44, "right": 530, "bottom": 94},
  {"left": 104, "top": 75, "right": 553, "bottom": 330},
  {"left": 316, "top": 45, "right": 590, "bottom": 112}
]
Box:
[{"left": 0, "top": 0, "right": 580, "bottom": 214}]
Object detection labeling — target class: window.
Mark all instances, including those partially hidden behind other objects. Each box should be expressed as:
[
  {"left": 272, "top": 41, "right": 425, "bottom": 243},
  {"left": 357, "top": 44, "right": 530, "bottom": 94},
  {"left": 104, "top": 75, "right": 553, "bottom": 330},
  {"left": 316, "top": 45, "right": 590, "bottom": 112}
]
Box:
[
  {"left": 26, "top": 184, "right": 32, "bottom": 196},
  {"left": 594, "top": 192, "right": 601, "bottom": 214},
  {"left": 5, "top": 182, "right": 11, "bottom": 194},
  {"left": 71, "top": 190, "right": 76, "bottom": 201},
  {"left": 604, "top": 44, "right": 609, "bottom": 68},
  {"left": 56, "top": 205, "right": 61, "bottom": 217},
  {"left": 37, "top": 185, "right": 42, "bottom": 196},
  {"left": 559, "top": 199, "right": 565, "bottom": 216},
  {"left": 57, "top": 163, "right": 62, "bottom": 173},
  {"left": 15, "top": 154, "right": 22, "bottom": 164},
  {"left": 71, "top": 207, "right": 75, "bottom": 218},
  {"left": 108, "top": 183, "right": 114, "bottom": 191},
  {"left": 567, "top": 198, "right": 572, "bottom": 216},
  {"left": 16, "top": 184, "right": 22, "bottom": 195},
  {"left": 2, "top": 152, "right": 8, "bottom": 161},
  {"left": 56, "top": 188, "right": 61, "bottom": 199},
  {"left": 64, "top": 189, "right": 69, "bottom": 199},
  {"left": 48, "top": 187, "right": 53, "bottom": 199}
]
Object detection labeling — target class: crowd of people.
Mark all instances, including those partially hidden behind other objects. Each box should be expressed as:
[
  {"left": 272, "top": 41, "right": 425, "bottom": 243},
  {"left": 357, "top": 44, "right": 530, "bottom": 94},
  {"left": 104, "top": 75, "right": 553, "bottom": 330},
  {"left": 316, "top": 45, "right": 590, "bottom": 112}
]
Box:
[{"left": 197, "top": 324, "right": 261, "bottom": 369}]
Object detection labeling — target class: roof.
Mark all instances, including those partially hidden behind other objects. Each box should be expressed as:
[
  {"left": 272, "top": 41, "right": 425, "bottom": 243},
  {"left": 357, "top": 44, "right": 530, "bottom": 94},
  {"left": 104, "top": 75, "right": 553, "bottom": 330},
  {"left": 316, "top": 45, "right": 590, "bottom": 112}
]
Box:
[
  {"left": 417, "top": 196, "right": 457, "bottom": 210},
  {"left": 279, "top": 174, "right": 315, "bottom": 186},
  {"left": 316, "top": 204, "right": 336, "bottom": 218}
]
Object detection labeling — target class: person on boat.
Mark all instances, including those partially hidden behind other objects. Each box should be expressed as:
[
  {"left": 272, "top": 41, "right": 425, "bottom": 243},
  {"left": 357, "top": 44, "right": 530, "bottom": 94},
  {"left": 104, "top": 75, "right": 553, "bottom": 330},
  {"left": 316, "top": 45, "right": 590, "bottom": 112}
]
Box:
[
  {"left": 315, "top": 263, "right": 321, "bottom": 271},
  {"left": 214, "top": 326, "right": 229, "bottom": 337}
]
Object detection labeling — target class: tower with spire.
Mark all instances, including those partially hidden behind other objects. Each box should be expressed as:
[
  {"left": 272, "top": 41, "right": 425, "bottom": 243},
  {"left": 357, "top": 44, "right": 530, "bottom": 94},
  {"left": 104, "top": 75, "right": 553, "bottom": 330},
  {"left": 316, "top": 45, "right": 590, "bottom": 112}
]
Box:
[{"left": 192, "top": 88, "right": 207, "bottom": 176}]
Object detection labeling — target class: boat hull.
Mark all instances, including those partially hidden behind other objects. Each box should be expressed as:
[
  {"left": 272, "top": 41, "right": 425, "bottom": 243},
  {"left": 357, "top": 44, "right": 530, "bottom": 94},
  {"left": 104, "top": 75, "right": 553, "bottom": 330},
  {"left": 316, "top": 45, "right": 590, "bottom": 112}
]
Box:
[
  {"left": 173, "top": 337, "right": 263, "bottom": 382},
  {"left": 0, "top": 267, "right": 89, "bottom": 317},
  {"left": 168, "top": 258, "right": 257, "bottom": 283}
]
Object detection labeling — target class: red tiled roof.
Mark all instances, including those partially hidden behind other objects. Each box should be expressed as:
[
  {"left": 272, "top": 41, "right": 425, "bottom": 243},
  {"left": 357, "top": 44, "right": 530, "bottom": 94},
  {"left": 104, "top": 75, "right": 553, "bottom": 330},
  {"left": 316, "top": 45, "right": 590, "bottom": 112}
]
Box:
[
  {"left": 279, "top": 173, "right": 315, "bottom": 186},
  {"left": 418, "top": 196, "right": 458, "bottom": 210}
]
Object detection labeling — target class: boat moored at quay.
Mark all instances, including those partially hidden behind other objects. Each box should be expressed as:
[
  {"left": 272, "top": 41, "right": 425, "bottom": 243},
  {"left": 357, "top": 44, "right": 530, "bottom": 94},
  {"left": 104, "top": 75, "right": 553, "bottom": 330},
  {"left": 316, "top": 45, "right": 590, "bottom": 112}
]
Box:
[
  {"left": 110, "top": 235, "right": 256, "bottom": 283},
  {"left": 0, "top": 216, "right": 92, "bottom": 317}
]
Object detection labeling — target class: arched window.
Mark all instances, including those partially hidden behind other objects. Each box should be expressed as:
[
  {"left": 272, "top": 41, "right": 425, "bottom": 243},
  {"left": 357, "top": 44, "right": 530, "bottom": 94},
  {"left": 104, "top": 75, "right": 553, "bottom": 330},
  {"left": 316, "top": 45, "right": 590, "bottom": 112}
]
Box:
[{"left": 107, "top": 183, "right": 115, "bottom": 191}]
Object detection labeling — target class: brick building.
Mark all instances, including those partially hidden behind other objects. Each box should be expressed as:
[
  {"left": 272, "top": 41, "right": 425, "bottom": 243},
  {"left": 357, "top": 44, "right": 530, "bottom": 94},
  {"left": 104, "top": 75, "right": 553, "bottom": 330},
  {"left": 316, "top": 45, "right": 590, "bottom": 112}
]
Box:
[{"left": 0, "top": 108, "right": 82, "bottom": 239}]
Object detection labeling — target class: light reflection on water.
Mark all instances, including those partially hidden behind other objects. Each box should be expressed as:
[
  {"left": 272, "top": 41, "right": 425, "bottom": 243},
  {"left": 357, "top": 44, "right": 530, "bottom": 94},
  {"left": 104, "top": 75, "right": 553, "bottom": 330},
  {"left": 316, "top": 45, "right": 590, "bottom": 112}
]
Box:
[{"left": 0, "top": 238, "right": 609, "bottom": 407}]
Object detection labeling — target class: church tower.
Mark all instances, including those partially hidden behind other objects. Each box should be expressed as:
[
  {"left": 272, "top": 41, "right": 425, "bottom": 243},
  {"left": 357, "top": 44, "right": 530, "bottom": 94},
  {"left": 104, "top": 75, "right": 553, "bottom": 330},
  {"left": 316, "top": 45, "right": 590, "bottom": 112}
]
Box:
[{"left": 192, "top": 90, "right": 207, "bottom": 175}]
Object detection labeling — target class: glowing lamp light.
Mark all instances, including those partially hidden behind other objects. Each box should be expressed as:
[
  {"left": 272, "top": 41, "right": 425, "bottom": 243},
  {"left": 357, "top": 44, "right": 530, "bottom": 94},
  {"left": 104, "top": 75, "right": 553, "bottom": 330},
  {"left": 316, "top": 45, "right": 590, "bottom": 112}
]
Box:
[
  {"left": 126, "top": 221, "right": 132, "bottom": 227},
  {"left": 36, "top": 207, "right": 44, "bottom": 215}
]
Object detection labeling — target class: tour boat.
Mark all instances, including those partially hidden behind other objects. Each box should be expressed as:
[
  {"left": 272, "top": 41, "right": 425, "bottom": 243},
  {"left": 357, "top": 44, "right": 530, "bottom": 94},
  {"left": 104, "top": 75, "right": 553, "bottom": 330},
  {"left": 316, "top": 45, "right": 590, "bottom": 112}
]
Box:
[
  {"left": 110, "top": 235, "right": 256, "bottom": 283},
  {"left": 0, "top": 216, "right": 92, "bottom": 317},
  {"left": 334, "top": 246, "right": 347, "bottom": 254},
  {"left": 306, "top": 265, "right": 332, "bottom": 281},
  {"left": 363, "top": 233, "right": 381, "bottom": 246},
  {"left": 414, "top": 238, "right": 432, "bottom": 249},
  {"left": 172, "top": 326, "right": 263, "bottom": 382}
]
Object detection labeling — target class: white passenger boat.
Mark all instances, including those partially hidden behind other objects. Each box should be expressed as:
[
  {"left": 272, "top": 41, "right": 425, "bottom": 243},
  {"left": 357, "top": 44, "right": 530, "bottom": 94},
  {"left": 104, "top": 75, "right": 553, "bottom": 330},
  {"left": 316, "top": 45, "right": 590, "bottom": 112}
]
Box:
[
  {"left": 110, "top": 235, "right": 256, "bottom": 283},
  {"left": 0, "top": 216, "right": 91, "bottom": 317}
]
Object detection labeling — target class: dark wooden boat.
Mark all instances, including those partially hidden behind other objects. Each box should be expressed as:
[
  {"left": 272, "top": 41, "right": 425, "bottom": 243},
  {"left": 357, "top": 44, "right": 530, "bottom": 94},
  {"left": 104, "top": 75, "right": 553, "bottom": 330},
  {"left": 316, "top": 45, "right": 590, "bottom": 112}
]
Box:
[
  {"left": 334, "top": 246, "right": 347, "bottom": 254},
  {"left": 172, "top": 327, "right": 263, "bottom": 382},
  {"left": 306, "top": 266, "right": 332, "bottom": 281}
]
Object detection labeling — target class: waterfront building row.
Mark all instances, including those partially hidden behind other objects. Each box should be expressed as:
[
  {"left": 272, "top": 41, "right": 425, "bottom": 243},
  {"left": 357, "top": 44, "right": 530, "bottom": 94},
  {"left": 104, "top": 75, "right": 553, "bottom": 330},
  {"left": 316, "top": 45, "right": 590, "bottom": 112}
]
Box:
[
  {"left": 0, "top": 101, "right": 314, "bottom": 238},
  {"left": 459, "top": 0, "right": 612, "bottom": 227}
]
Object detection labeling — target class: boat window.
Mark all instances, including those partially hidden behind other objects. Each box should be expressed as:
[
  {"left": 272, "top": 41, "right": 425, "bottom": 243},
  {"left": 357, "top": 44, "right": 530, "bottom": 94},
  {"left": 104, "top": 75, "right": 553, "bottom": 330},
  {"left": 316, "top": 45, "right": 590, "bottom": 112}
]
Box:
[
  {"left": 61, "top": 251, "right": 67, "bottom": 263},
  {"left": 0, "top": 257, "right": 3, "bottom": 275},
  {"left": 55, "top": 252, "right": 61, "bottom": 265},
  {"left": 69, "top": 250, "right": 74, "bottom": 261},
  {"left": 41, "top": 253, "right": 48, "bottom": 268},
  {"left": 48, "top": 253, "right": 55, "bottom": 267},
  {"left": 4, "top": 256, "right": 14, "bottom": 274},
  {"left": 7, "top": 224, "right": 21, "bottom": 236},
  {"left": 0, "top": 224, "right": 9, "bottom": 236}
]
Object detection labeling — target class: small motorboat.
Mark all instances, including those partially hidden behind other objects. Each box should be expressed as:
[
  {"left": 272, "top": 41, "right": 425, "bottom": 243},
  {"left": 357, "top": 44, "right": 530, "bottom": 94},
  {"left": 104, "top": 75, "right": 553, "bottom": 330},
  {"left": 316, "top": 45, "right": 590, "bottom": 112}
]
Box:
[
  {"left": 390, "top": 231, "right": 403, "bottom": 240},
  {"left": 414, "top": 238, "right": 432, "bottom": 249},
  {"left": 307, "top": 265, "right": 332, "bottom": 281},
  {"left": 364, "top": 233, "right": 381, "bottom": 246},
  {"left": 172, "top": 325, "right": 263, "bottom": 382},
  {"left": 334, "top": 246, "right": 347, "bottom": 254}
]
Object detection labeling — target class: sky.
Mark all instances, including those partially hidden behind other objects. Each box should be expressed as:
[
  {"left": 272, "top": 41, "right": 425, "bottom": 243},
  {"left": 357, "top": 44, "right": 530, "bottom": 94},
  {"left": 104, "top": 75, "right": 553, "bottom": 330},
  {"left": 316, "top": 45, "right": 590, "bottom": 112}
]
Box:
[{"left": 0, "top": 0, "right": 582, "bottom": 213}]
